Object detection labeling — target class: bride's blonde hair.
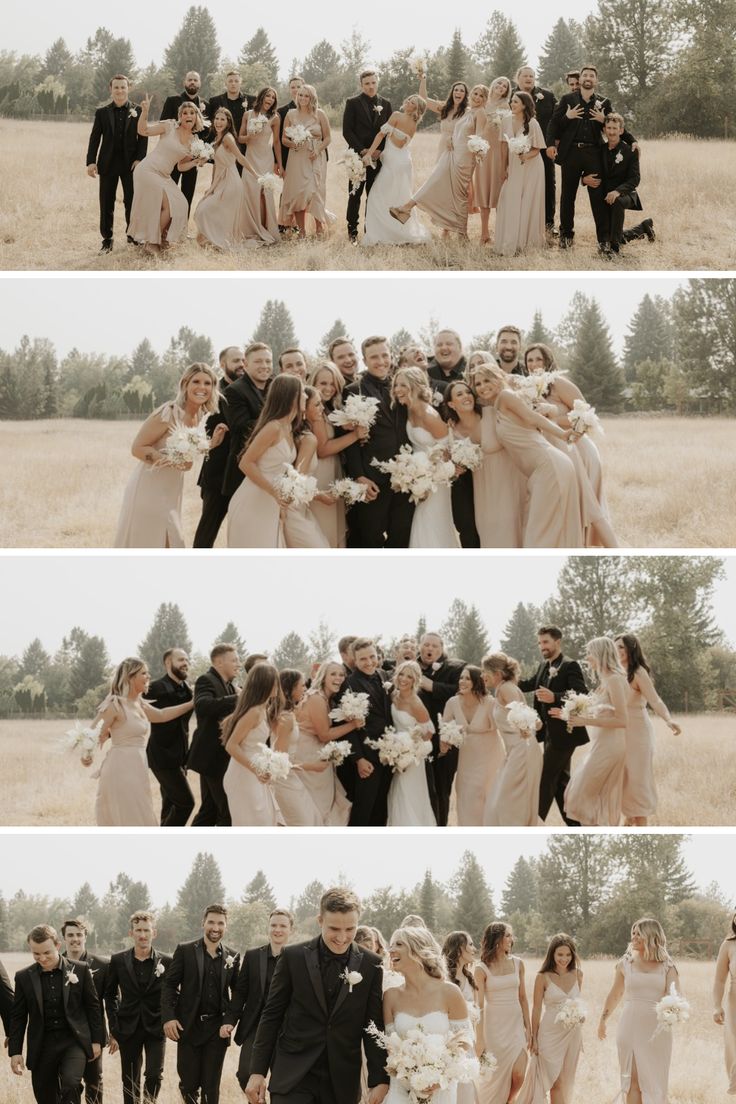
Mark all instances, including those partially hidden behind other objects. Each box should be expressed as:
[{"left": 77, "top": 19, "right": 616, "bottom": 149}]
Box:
[
  {"left": 403, "top": 94, "right": 427, "bottom": 122},
  {"left": 391, "top": 926, "right": 447, "bottom": 979},
  {"left": 391, "top": 366, "right": 432, "bottom": 406},
  {"left": 393, "top": 660, "right": 422, "bottom": 694}
]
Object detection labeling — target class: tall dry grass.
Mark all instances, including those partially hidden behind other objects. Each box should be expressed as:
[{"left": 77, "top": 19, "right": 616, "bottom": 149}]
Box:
[
  {"left": 0, "top": 714, "right": 732, "bottom": 827},
  {"left": 0, "top": 120, "right": 734, "bottom": 271},
  {"left": 0, "top": 954, "right": 730, "bottom": 1103},
  {"left": 0, "top": 417, "right": 734, "bottom": 548}
]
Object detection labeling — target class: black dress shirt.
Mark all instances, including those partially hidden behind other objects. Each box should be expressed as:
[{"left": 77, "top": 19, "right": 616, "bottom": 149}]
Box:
[
  {"left": 200, "top": 945, "right": 224, "bottom": 1017},
  {"left": 318, "top": 940, "right": 350, "bottom": 1013},
  {"left": 41, "top": 965, "right": 66, "bottom": 1030}
]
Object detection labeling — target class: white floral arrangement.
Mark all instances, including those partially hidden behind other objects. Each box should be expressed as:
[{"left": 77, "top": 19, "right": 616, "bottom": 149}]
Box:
[
  {"left": 430, "top": 390, "right": 444, "bottom": 408},
  {"left": 514, "top": 369, "right": 567, "bottom": 405},
  {"left": 467, "top": 135, "right": 490, "bottom": 162},
  {"left": 285, "top": 123, "right": 312, "bottom": 147},
  {"left": 653, "top": 983, "right": 690, "bottom": 1037},
  {"left": 319, "top": 739, "right": 353, "bottom": 765},
  {"left": 488, "top": 109, "right": 511, "bottom": 129},
  {"left": 371, "top": 444, "right": 455, "bottom": 505},
  {"left": 341, "top": 149, "right": 368, "bottom": 195},
  {"left": 250, "top": 743, "right": 291, "bottom": 782},
  {"left": 341, "top": 968, "right": 363, "bottom": 992},
  {"left": 411, "top": 55, "right": 427, "bottom": 77},
  {"left": 438, "top": 717, "right": 466, "bottom": 748},
  {"left": 258, "top": 172, "right": 282, "bottom": 195},
  {"left": 329, "top": 689, "right": 370, "bottom": 725},
  {"left": 367, "top": 1020, "right": 480, "bottom": 1104},
  {"left": 159, "top": 424, "right": 210, "bottom": 467},
  {"left": 558, "top": 690, "right": 612, "bottom": 733},
  {"left": 329, "top": 478, "right": 369, "bottom": 505},
  {"left": 279, "top": 465, "right": 318, "bottom": 507},
  {"left": 65, "top": 967, "right": 79, "bottom": 986},
  {"left": 225, "top": 954, "right": 237, "bottom": 968},
  {"left": 64, "top": 719, "right": 102, "bottom": 758},
  {"left": 247, "top": 113, "right": 269, "bottom": 134},
  {"left": 189, "top": 136, "right": 214, "bottom": 161},
  {"left": 479, "top": 1050, "right": 498, "bottom": 1075},
  {"left": 506, "top": 133, "right": 532, "bottom": 157},
  {"left": 555, "top": 997, "right": 587, "bottom": 1028},
  {"left": 364, "top": 725, "right": 432, "bottom": 774},
  {"left": 505, "top": 700, "right": 539, "bottom": 738},
  {"left": 568, "top": 399, "right": 603, "bottom": 438},
  {"left": 449, "top": 437, "right": 483, "bottom": 471},
  {"left": 328, "top": 393, "right": 380, "bottom": 431}
]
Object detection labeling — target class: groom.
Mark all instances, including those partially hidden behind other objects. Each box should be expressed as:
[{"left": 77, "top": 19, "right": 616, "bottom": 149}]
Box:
[
  {"left": 246, "top": 886, "right": 389, "bottom": 1104},
  {"left": 342, "top": 70, "right": 392, "bottom": 241}
]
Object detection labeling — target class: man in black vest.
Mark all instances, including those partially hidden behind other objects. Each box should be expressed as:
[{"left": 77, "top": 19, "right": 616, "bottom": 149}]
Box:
[
  {"left": 418, "top": 632, "right": 464, "bottom": 827},
  {"left": 495, "top": 325, "right": 528, "bottom": 376},
  {"left": 221, "top": 908, "right": 294, "bottom": 1088},
  {"left": 583, "top": 113, "right": 653, "bottom": 255},
  {"left": 342, "top": 70, "right": 392, "bottom": 241},
  {"left": 160, "top": 71, "right": 209, "bottom": 213},
  {"left": 86, "top": 75, "right": 148, "bottom": 253},
  {"left": 188, "top": 643, "right": 241, "bottom": 826},
  {"left": 518, "top": 625, "right": 588, "bottom": 826},
  {"left": 61, "top": 918, "right": 109, "bottom": 1104},
  {"left": 105, "top": 910, "right": 171, "bottom": 1104},
  {"left": 145, "top": 648, "right": 194, "bottom": 827},
  {"left": 162, "top": 905, "right": 240, "bottom": 1104},
  {"left": 221, "top": 342, "right": 273, "bottom": 502},
  {"left": 514, "top": 66, "right": 557, "bottom": 230},
  {"left": 9, "top": 924, "right": 104, "bottom": 1104},
  {"left": 193, "top": 345, "right": 244, "bottom": 548}
]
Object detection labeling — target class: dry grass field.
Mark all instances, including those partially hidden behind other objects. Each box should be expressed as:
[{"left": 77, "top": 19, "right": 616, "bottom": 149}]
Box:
[
  {"left": 0, "top": 416, "right": 734, "bottom": 549},
  {"left": 0, "top": 119, "right": 734, "bottom": 271},
  {"left": 0, "top": 713, "right": 732, "bottom": 827},
  {"left": 0, "top": 953, "right": 730, "bottom": 1103}
]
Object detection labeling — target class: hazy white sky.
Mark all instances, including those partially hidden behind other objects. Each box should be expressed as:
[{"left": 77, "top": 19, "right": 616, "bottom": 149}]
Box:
[
  {"left": 3, "top": 276, "right": 685, "bottom": 361},
  {"left": 9, "top": 1, "right": 598, "bottom": 80},
  {"left": 1, "top": 553, "right": 735, "bottom": 659}
]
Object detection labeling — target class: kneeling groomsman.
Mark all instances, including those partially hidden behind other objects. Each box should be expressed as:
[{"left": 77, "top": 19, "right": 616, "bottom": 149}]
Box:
[{"left": 62, "top": 917, "right": 109, "bottom": 1104}]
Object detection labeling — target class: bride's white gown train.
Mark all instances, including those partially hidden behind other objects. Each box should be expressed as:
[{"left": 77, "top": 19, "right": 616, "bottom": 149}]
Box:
[
  {"left": 362, "top": 127, "right": 432, "bottom": 246},
  {"left": 384, "top": 1011, "right": 471, "bottom": 1104},
  {"left": 386, "top": 705, "right": 436, "bottom": 827},
  {"left": 407, "top": 425, "right": 460, "bottom": 549}
]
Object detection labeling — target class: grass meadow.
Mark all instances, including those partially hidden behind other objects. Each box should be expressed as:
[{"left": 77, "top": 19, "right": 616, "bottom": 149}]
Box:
[{"left": 0, "top": 120, "right": 734, "bottom": 271}]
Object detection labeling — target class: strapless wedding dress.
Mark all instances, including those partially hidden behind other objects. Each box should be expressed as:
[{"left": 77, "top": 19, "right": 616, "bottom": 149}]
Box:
[
  {"left": 407, "top": 424, "right": 459, "bottom": 548},
  {"left": 385, "top": 1010, "right": 470, "bottom": 1104}
]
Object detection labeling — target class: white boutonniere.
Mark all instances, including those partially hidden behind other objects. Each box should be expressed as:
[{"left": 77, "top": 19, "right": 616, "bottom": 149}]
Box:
[
  {"left": 383, "top": 681, "right": 394, "bottom": 693},
  {"left": 594, "top": 100, "right": 604, "bottom": 112},
  {"left": 128, "top": 106, "right": 137, "bottom": 119},
  {"left": 535, "top": 92, "right": 544, "bottom": 101},
  {"left": 548, "top": 666, "right": 560, "bottom": 680},
  {"left": 341, "top": 968, "right": 363, "bottom": 993},
  {"left": 374, "top": 104, "right": 383, "bottom": 115},
  {"left": 154, "top": 961, "right": 165, "bottom": 977},
  {"left": 431, "top": 661, "right": 442, "bottom": 673},
  {"left": 225, "top": 954, "right": 236, "bottom": 969},
  {"left": 431, "top": 390, "right": 444, "bottom": 408},
  {"left": 65, "top": 967, "right": 79, "bottom": 986},
  {"left": 614, "top": 151, "right": 623, "bottom": 163}
]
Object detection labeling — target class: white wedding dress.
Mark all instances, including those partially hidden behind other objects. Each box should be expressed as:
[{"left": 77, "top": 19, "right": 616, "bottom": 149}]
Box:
[
  {"left": 362, "top": 126, "right": 432, "bottom": 246},
  {"left": 386, "top": 705, "right": 437, "bottom": 827},
  {"left": 407, "top": 425, "right": 460, "bottom": 549},
  {"left": 384, "top": 1011, "right": 471, "bottom": 1104}
]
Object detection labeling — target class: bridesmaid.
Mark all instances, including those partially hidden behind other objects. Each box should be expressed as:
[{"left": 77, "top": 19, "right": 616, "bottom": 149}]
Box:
[
  {"left": 522, "top": 934, "right": 584, "bottom": 1104},
  {"left": 221, "top": 663, "right": 282, "bottom": 826},
  {"left": 238, "top": 86, "right": 282, "bottom": 245},
  {"left": 91, "top": 657, "right": 193, "bottom": 827},
  {"left": 494, "top": 92, "right": 546, "bottom": 256},
  {"left": 481, "top": 652, "right": 542, "bottom": 827},
  {"left": 616, "top": 634, "right": 681, "bottom": 827},
  {"left": 443, "top": 931, "right": 481, "bottom": 1104},
  {"left": 443, "top": 381, "right": 481, "bottom": 548},
  {"left": 294, "top": 661, "right": 357, "bottom": 826},
  {"left": 194, "top": 107, "right": 256, "bottom": 249},
  {"left": 129, "top": 97, "right": 207, "bottom": 252},
  {"left": 555, "top": 636, "right": 628, "bottom": 827},
  {"left": 418, "top": 72, "right": 469, "bottom": 162},
  {"left": 281, "top": 389, "right": 332, "bottom": 549},
  {"left": 279, "top": 84, "right": 332, "bottom": 238},
  {"left": 269, "top": 669, "right": 322, "bottom": 826},
  {"left": 469, "top": 367, "right": 527, "bottom": 547},
  {"left": 598, "top": 918, "right": 681, "bottom": 1104},
  {"left": 472, "top": 77, "right": 512, "bottom": 244},
  {"left": 713, "top": 910, "right": 736, "bottom": 1095},
  {"left": 475, "top": 922, "right": 530, "bottom": 1104},
  {"left": 442, "top": 665, "right": 504, "bottom": 826},
  {"left": 115, "top": 363, "right": 223, "bottom": 548}
]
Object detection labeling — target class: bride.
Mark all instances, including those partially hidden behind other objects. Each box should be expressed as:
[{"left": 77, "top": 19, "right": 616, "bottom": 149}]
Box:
[
  {"left": 387, "top": 661, "right": 437, "bottom": 827},
  {"left": 391, "top": 367, "right": 460, "bottom": 548},
  {"left": 383, "top": 926, "right": 475, "bottom": 1104},
  {"left": 361, "top": 96, "right": 432, "bottom": 246}
]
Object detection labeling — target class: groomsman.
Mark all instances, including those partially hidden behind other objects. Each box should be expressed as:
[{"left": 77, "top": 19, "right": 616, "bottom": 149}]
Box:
[
  {"left": 338, "top": 635, "right": 357, "bottom": 677},
  {"left": 145, "top": 648, "right": 195, "bottom": 827},
  {"left": 278, "top": 76, "right": 304, "bottom": 173},
  {"left": 188, "top": 644, "right": 240, "bottom": 827},
  {"left": 327, "top": 337, "right": 360, "bottom": 384},
  {"left": 514, "top": 67, "right": 557, "bottom": 231},
  {"left": 9, "top": 924, "right": 104, "bottom": 1104},
  {"left": 495, "top": 326, "right": 527, "bottom": 375},
  {"left": 343, "top": 639, "right": 392, "bottom": 826},
  {"left": 104, "top": 911, "right": 171, "bottom": 1104},
  {"left": 583, "top": 113, "right": 653, "bottom": 255},
  {"left": 207, "top": 71, "right": 254, "bottom": 144},
  {"left": 86, "top": 75, "right": 147, "bottom": 253},
  {"left": 427, "top": 330, "right": 467, "bottom": 391},
  {"left": 278, "top": 348, "right": 308, "bottom": 379},
  {"left": 160, "top": 71, "right": 209, "bottom": 213},
  {"left": 343, "top": 70, "right": 392, "bottom": 241},
  {"left": 418, "top": 633, "right": 463, "bottom": 827},
  {"left": 0, "top": 956, "right": 14, "bottom": 1042},
  {"left": 162, "top": 905, "right": 240, "bottom": 1104},
  {"left": 61, "top": 918, "right": 109, "bottom": 1104},
  {"left": 221, "top": 909, "right": 294, "bottom": 1088},
  {"left": 518, "top": 625, "right": 588, "bottom": 826},
  {"left": 193, "top": 345, "right": 243, "bottom": 549},
  {"left": 221, "top": 342, "right": 273, "bottom": 501}
]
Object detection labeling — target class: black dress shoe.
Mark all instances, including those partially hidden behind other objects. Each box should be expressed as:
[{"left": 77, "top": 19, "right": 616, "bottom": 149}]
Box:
[
  {"left": 126, "top": 235, "right": 135, "bottom": 244},
  {"left": 100, "top": 240, "right": 113, "bottom": 253},
  {"left": 598, "top": 242, "right": 614, "bottom": 259},
  {"left": 559, "top": 236, "right": 573, "bottom": 249},
  {"left": 643, "top": 218, "right": 656, "bottom": 242}
]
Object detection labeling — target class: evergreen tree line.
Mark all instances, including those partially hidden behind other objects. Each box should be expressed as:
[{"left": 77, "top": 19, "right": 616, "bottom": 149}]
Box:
[
  {"left": 1, "top": 837, "right": 731, "bottom": 958},
  {"left": 1, "top": 280, "right": 734, "bottom": 422},
  {"left": 0, "top": 3, "right": 733, "bottom": 136},
  {"left": 2, "top": 556, "right": 733, "bottom": 720}
]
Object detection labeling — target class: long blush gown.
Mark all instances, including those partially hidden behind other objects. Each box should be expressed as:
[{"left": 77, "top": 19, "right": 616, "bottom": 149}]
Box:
[
  {"left": 477, "top": 958, "right": 527, "bottom": 1104},
  {"left": 471, "top": 107, "right": 510, "bottom": 212},
  {"left": 311, "top": 420, "right": 346, "bottom": 547},
  {"left": 725, "top": 944, "right": 736, "bottom": 1094},
  {"left": 484, "top": 696, "right": 542, "bottom": 826},
  {"left": 114, "top": 401, "right": 193, "bottom": 548},
  {"left": 517, "top": 976, "right": 583, "bottom": 1104},
  {"left": 94, "top": 696, "right": 157, "bottom": 827},
  {"left": 621, "top": 677, "right": 658, "bottom": 821},
  {"left": 193, "top": 142, "right": 243, "bottom": 248},
  {"left": 564, "top": 677, "right": 627, "bottom": 826},
  {"left": 293, "top": 697, "right": 351, "bottom": 826},
  {"left": 239, "top": 111, "right": 279, "bottom": 244},
  {"left": 472, "top": 406, "right": 526, "bottom": 547},
  {"left": 129, "top": 120, "right": 191, "bottom": 245},
  {"left": 616, "top": 960, "right": 672, "bottom": 1104},
  {"left": 444, "top": 695, "right": 505, "bottom": 826},
  {"left": 493, "top": 118, "right": 546, "bottom": 256},
  {"left": 282, "top": 452, "right": 330, "bottom": 548},
  {"left": 386, "top": 707, "right": 436, "bottom": 827},
  {"left": 270, "top": 716, "right": 322, "bottom": 827},
  {"left": 223, "top": 715, "right": 279, "bottom": 826},
  {"left": 413, "top": 111, "right": 477, "bottom": 234},
  {"left": 362, "top": 125, "right": 431, "bottom": 246},
  {"left": 227, "top": 436, "right": 294, "bottom": 548},
  {"left": 279, "top": 113, "right": 333, "bottom": 226}
]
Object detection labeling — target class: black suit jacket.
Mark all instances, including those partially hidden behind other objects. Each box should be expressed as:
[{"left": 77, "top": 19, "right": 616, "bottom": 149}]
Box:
[
  {"left": 9, "top": 958, "right": 105, "bottom": 1069},
  {"left": 198, "top": 376, "right": 233, "bottom": 492},
  {"left": 518, "top": 654, "right": 590, "bottom": 750},
  {"left": 221, "top": 372, "right": 270, "bottom": 498},
  {"left": 105, "top": 948, "right": 172, "bottom": 1040},
  {"left": 342, "top": 93, "right": 392, "bottom": 158},
  {"left": 224, "top": 944, "right": 271, "bottom": 1044},
  {"left": 427, "top": 357, "right": 467, "bottom": 397},
  {"left": 86, "top": 103, "right": 148, "bottom": 173},
  {"left": 278, "top": 101, "right": 296, "bottom": 169},
  {"left": 342, "top": 374, "right": 410, "bottom": 485},
  {"left": 592, "top": 141, "right": 642, "bottom": 208},
  {"left": 249, "top": 937, "right": 388, "bottom": 1101},
  {"left": 419, "top": 655, "right": 465, "bottom": 732},
  {"left": 145, "top": 674, "right": 193, "bottom": 771},
  {"left": 546, "top": 91, "right": 636, "bottom": 162},
  {"left": 188, "top": 668, "right": 239, "bottom": 777},
  {"left": 207, "top": 91, "right": 254, "bottom": 138},
  {"left": 0, "top": 957, "right": 13, "bottom": 1036},
  {"left": 62, "top": 951, "right": 109, "bottom": 1040},
  {"left": 519, "top": 86, "right": 556, "bottom": 136},
  {"left": 161, "top": 939, "right": 240, "bottom": 1040},
  {"left": 160, "top": 92, "right": 209, "bottom": 128},
  {"left": 344, "top": 668, "right": 392, "bottom": 764}
]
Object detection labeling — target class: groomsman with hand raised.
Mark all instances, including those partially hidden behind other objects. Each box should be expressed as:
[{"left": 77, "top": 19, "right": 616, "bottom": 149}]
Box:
[{"left": 61, "top": 918, "right": 109, "bottom": 1104}]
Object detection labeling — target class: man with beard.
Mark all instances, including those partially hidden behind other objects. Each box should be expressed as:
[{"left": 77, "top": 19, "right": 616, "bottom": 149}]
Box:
[
  {"left": 188, "top": 644, "right": 241, "bottom": 827},
  {"left": 427, "top": 330, "right": 467, "bottom": 394},
  {"left": 514, "top": 66, "right": 557, "bottom": 232},
  {"left": 327, "top": 337, "right": 360, "bottom": 385},
  {"left": 495, "top": 326, "right": 527, "bottom": 376},
  {"left": 221, "top": 342, "right": 273, "bottom": 501},
  {"left": 61, "top": 919, "right": 109, "bottom": 1104},
  {"left": 162, "top": 906, "right": 240, "bottom": 1104},
  {"left": 145, "top": 649, "right": 194, "bottom": 827},
  {"left": 193, "top": 345, "right": 244, "bottom": 548},
  {"left": 207, "top": 71, "right": 254, "bottom": 171},
  {"left": 160, "top": 71, "right": 209, "bottom": 213},
  {"left": 565, "top": 71, "right": 581, "bottom": 93},
  {"left": 86, "top": 75, "right": 147, "bottom": 253},
  {"left": 417, "top": 632, "right": 464, "bottom": 826}
]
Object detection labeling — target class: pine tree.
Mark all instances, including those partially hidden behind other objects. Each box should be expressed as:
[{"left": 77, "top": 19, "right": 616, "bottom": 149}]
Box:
[
  {"left": 446, "top": 29, "right": 471, "bottom": 83},
  {"left": 608, "top": 835, "right": 696, "bottom": 904},
  {"left": 42, "top": 359, "right": 58, "bottom": 417},
  {"left": 440, "top": 599, "right": 469, "bottom": 656},
  {"left": 362, "top": 887, "right": 418, "bottom": 937},
  {"left": 542, "top": 557, "right": 637, "bottom": 659},
  {"left": 500, "top": 603, "right": 543, "bottom": 672},
  {"left": 138, "top": 603, "right": 193, "bottom": 678},
  {"left": 451, "top": 852, "right": 494, "bottom": 943},
  {"left": 71, "top": 882, "right": 100, "bottom": 922},
  {"left": 390, "top": 329, "right": 416, "bottom": 357},
  {"left": 308, "top": 621, "right": 337, "bottom": 665},
  {"left": 294, "top": 879, "right": 325, "bottom": 923},
  {"left": 416, "top": 615, "right": 427, "bottom": 642},
  {"left": 19, "top": 639, "right": 51, "bottom": 680},
  {"left": 454, "top": 606, "right": 490, "bottom": 665},
  {"left": 163, "top": 5, "right": 221, "bottom": 90},
  {"left": 0, "top": 363, "right": 20, "bottom": 418},
  {"left": 0, "top": 892, "right": 10, "bottom": 950},
  {"left": 672, "top": 279, "right": 736, "bottom": 413},
  {"left": 536, "top": 836, "right": 615, "bottom": 943},
  {"left": 418, "top": 870, "right": 439, "bottom": 933},
  {"left": 318, "top": 319, "right": 352, "bottom": 357},
  {"left": 623, "top": 294, "right": 675, "bottom": 382},
  {"left": 176, "top": 853, "right": 227, "bottom": 937},
  {"left": 500, "top": 857, "right": 539, "bottom": 916},
  {"left": 567, "top": 299, "right": 625, "bottom": 411},
  {"left": 272, "top": 632, "right": 312, "bottom": 674},
  {"left": 537, "top": 19, "right": 581, "bottom": 87},
  {"left": 582, "top": 0, "right": 676, "bottom": 113},
  {"left": 40, "top": 37, "right": 73, "bottom": 80},
  {"left": 244, "top": 871, "right": 276, "bottom": 910},
  {"left": 301, "top": 40, "right": 342, "bottom": 85},
  {"left": 490, "top": 21, "right": 527, "bottom": 82},
  {"left": 474, "top": 12, "right": 508, "bottom": 70},
  {"left": 526, "top": 310, "right": 555, "bottom": 347},
  {"left": 213, "top": 622, "right": 247, "bottom": 658},
  {"left": 340, "top": 29, "right": 371, "bottom": 74},
  {"left": 68, "top": 631, "right": 110, "bottom": 703},
  {"left": 251, "top": 300, "right": 298, "bottom": 363},
  {"left": 92, "top": 35, "right": 136, "bottom": 106},
  {"left": 239, "top": 27, "right": 279, "bottom": 82}
]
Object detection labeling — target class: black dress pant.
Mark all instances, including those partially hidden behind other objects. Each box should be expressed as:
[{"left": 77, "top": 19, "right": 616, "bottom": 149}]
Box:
[
  {"left": 348, "top": 763, "right": 391, "bottom": 826},
  {"left": 538, "top": 741, "right": 579, "bottom": 826},
  {"left": 170, "top": 165, "right": 197, "bottom": 213},
  {"left": 599, "top": 195, "right": 647, "bottom": 248},
  {"left": 346, "top": 162, "right": 379, "bottom": 239},
  {"left": 177, "top": 1034, "right": 228, "bottom": 1104},
  {"left": 99, "top": 156, "right": 134, "bottom": 242},
  {"left": 270, "top": 1055, "right": 338, "bottom": 1104},
  {"left": 118, "top": 1029, "right": 165, "bottom": 1104},
  {"left": 346, "top": 488, "right": 414, "bottom": 548},
  {"left": 559, "top": 146, "right": 606, "bottom": 240},
  {"left": 433, "top": 746, "right": 459, "bottom": 827},
  {"left": 192, "top": 773, "right": 231, "bottom": 827},
  {"left": 31, "top": 1029, "right": 87, "bottom": 1104},
  {"left": 192, "top": 484, "right": 230, "bottom": 548},
  {"left": 542, "top": 152, "right": 556, "bottom": 227},
  {"left": 451, "top": 470, "right": 480, "bottom": 548},
  {"left": 150, "top": 765, "right": 195, "bottom": 827},
  {"left": 82, "top": 1051, "right": 103, "bottom": 1104}
]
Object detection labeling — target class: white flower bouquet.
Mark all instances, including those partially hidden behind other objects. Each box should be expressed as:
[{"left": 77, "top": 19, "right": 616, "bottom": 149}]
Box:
[
  {"left": 364, "top": 725, "right": 432, "bottom": 773},
  {"left": 505, "top": 701, "right": 539, "bottom": 738},
  {"left": 559, "top": 690, "right": 612, "bottom": 733},
  {"left": 318, "top": 740, "right": 353, "bottom": 765},
  {"left": 449, "top": 437, "right": 483, "bottom": 471},
  {"left": 341, "top": 149, "right": 367, "bottom": 195},
  {"left": 159, "top": 424, "right": 210, "bottom": 467},
  {"left": 514, "top": 369, "right": 567, "bottom": 405},
  {"left": 189, "top": 136, "right": 214, "bottom": 161},
  {"left": 329, "top": 690, "right": 370, "bottom": 725},
  {"left": 64, "top": 719, "right": 102, "bottom": 758},
  {"left": 467, "top": 135, "right": 490, "bottom": 162},
  {"left": 568, "top": 399, "right": 603, "bottom": 438},
  {"left": 258, "top": 172, "right": 282, "bottom": 195},
  {"left": 285, "top": 123, "right": 312, "bottom": 147},
  {"left": 367, "top": 1021, "right": 479, "bottom": 1104},
  {"left": 371, "top": 445, "right": 455, "bottom": 505},
  {"left": 488, "top": 109, "right": 510, "bottom": 129},
  {"left": 555, "top": 997, "right": 587, "bottom": 1028},
  {"left": 652, "top": 983, "right": 690, "bottom": 1038},
  {"left": 506, "top": 133, "right": 532, "bottom": 157},
  {"left": 247, "top": 113, "right": 269, "bottom": 134},
  {"left": 250, "top": 743, "right": 291, "bottom": 782},
  {"left": 438, "top": 717, "right": 466, "bottom": 749},
  {"left": 478, "top": 1050, "right": 498, "bottom": 1075},
  {"left": 328, "top": 394, "right": 380, "bottom": 431},
  {"left": 411, "top": 55, "right": 427, "bottom": 77},
  {"left": 279, "top": 465, "right": 318, "bottom": 507},
  {"left": 329, "top": 478, "right": 369, "bottom": 505}
]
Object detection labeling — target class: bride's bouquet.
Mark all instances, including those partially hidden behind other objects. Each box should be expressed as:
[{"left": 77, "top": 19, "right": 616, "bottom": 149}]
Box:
[
  {"left": 514, "top": 369, "right": 567, "bottom": 405},
  {"left": 284, "top": 123, "right": 312, "bottom": 147},
  {"left": 247, "top": 113, "right": 269, "bottom": 134},
  {"left": 652, "top": 983, "right": 690, "bottom": 1038},
  {"left": 506, "top": 133, "right": 532, "bottom": 158},
  {"left": 318, "top": 740, "right": 353, "bottom": 766},
  {"left": 328, "top": 394, "right": 380, "bottom": 432},
  {"left": 371, "top": 445, "right": 455, "bottom": 505},
  {"left": 257, "top": 172, "right": 282, "bottom": 195},
  {"left": 364, "top": 725, "right": 432, "bottom": 773},
  {"left": 555, "top": 998, "right": 587, "bottom": 1029},
  {"left": 410, "top": 55, "right": 427, "bottom": 77},
  {"left": 278, "top": 465, "right": 318, "bottom": 507},
  {"left": 558, "top": 690, "right": 612, "bottom": 733},
  {"left": 250, "top": 743, "right": 291, "bottom": 782},
  {"left": 367, "top": 1021, "right": 480, "bottom": 1104},
  {"left": 568, "top": 399, "right": 604, "bottom": 439},
  {"left": 329, "top": 478, "right": 369, "bottom": 505},
  {"left": 189, "top": 136, "right": 214, "bottom": 161},
  {"left": 341, "top": 149, "right": 367, "bottom": 195},
  {"left": 449, "top": 437, "right": 483, "bottom": 472},
  {"left": 329, "top": 690, "right": 370, "bottom": 725},
  {"left": 159, "top": 423, "right": 210, "bottom": 467},
  {"left": 63, "top": 720, "right": 102, "bottom": 760},
  {"left": 467, "top": 135, "right": 490, "bottom": 163},
  {"left": 505, "top": 701, "right": 540, "bottom": 738},
  {"left": 437, "top": 717, "right": 466, "bottom": 749}
]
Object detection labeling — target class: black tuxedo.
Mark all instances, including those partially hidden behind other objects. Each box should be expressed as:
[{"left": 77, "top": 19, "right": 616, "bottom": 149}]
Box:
[
  {"left": 10, "top": 957, "right": 105, "bottom": 1104},
  {"left": 221, "top": 372, "right": 270, "bottom": 499},
  {"left": 145, "top": 674, "right": 194, "bottom": 827},
  {"left": 588, "top": 140, "right": 646, "bottom": 249},
  {"left": 193, "top": 376, "right": 234, "bottom": 548},
  {"left": 188, "top": 668, "right": 239, "bottom": 826},
  {"left": 250, "top": 937, "right": 388, "bottom": 1104},
  {"left": 342, "top": 92, "right": 393, "bottom": 238},
  {"left": 342, "top": 668, "right": 392, "bottom": 826},
  {"left": 519, "top": 653, "right": 588, "bottom": 824},
  {"left": 223, "top": 944, "right": 277, "bottom": 1086},
  {"left": 86, "top": 102, "right": 148, "bottom": 245},
  {"left": 160, "top": 92, "right": 209, "bottom": 211},
  {"left": 343, "top": 374, "right": 414, "bottom": 548},
  {"left": 419, "top": 655, "right": 465, "bottom": 826},
  {"left": 62, "top": 951, "right": 109, "bottom": 1104},
  {"left": 530, "top": 87, "right": 556, "bottom": 225},
  {"left": 207, "top": 91, "right": 254, "bottom": 137},
  {"left": 1, "top": 956, "right": 14, "bottom": 1036},
  {"left": 105, "top": 947, "right": 171, "bottom": 1104}
]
